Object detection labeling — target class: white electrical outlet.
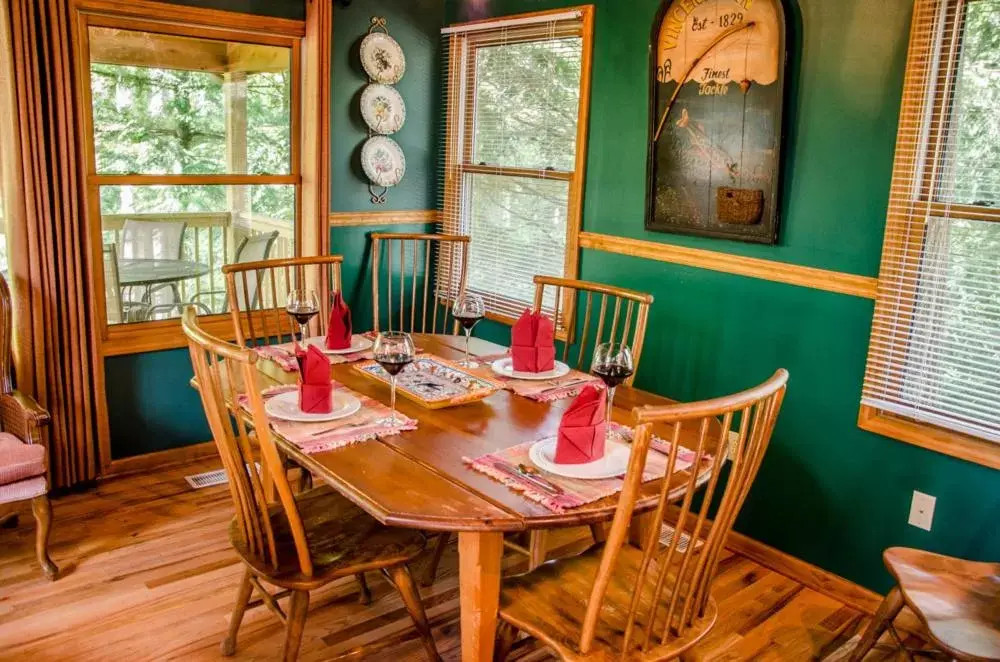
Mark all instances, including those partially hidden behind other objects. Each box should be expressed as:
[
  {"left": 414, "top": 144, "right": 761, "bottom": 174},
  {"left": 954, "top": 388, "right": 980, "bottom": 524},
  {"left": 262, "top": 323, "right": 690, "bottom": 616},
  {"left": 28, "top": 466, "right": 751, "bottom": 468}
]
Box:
[{"left": 908, "top": 491, "right": 936, "bottom": 531}]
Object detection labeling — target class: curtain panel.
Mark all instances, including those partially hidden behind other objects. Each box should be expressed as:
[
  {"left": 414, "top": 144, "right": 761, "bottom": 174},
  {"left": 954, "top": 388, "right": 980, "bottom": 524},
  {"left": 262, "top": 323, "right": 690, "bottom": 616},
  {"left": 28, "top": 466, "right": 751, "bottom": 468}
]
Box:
[{"left": 1, "top": 0, "right": 98, "bottom": 487}]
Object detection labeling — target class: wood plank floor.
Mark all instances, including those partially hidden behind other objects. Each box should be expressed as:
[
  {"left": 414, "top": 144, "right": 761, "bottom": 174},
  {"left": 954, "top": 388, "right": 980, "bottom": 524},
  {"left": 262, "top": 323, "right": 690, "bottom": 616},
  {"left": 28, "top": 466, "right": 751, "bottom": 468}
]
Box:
[{"left": 0, "top": 458, "right": 922, "bottom": 661}]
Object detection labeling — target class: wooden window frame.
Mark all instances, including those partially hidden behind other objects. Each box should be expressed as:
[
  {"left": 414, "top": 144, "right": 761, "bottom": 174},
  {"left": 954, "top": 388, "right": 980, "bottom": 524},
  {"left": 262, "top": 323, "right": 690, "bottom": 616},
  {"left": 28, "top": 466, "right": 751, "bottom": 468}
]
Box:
[
  {"left": 860, "top": 0, "right": 1000, "bottom": 470},
  {"left": 441, "top": 6, "right": 595, "bottom": 329},
  {"left": 71, "top": 0, "right": 308, "bottom": 358}
]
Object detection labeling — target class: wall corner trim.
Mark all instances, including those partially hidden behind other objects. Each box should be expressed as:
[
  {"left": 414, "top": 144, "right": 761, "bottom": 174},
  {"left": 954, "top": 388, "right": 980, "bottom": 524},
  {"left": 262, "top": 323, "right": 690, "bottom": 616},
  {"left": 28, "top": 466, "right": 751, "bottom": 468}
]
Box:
[{"left": 579, "top": 232, "right": 878, "bottom": 299}]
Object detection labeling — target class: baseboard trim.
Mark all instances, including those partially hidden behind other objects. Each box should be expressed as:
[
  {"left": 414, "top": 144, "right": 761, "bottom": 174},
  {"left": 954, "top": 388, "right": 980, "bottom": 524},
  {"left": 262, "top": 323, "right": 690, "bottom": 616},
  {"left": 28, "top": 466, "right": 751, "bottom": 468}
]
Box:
[
  {"left": 104, "top": 441, "right": 218, "bottom": 478},
  {"left": 329, "top": 210, "right": 441, "bottom": 227},
  {"left": 725, "top": 530, "right": 883, "bottom": 615}
]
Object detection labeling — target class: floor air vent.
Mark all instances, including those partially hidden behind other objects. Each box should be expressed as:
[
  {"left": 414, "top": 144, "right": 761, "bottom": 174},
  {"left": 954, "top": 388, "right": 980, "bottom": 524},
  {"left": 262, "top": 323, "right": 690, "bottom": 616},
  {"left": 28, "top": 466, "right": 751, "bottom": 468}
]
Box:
[
  {"left": 658, "top": 525, "right": 703, "bottom": 553},
  {"left": 184, "top": 464, "right": 259, "bottom": 490}
]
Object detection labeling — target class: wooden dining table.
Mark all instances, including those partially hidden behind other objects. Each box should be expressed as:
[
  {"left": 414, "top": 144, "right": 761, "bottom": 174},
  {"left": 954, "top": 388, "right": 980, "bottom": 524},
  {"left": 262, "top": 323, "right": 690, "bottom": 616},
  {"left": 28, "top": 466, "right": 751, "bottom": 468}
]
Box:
[{"left": 231, "top": 333, "right": 719, "bottom": 662}]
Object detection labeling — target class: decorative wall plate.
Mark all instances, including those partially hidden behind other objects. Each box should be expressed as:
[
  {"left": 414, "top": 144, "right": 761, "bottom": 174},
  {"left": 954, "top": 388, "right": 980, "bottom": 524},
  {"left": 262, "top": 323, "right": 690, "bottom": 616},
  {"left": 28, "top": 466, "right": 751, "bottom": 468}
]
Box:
[
  {"left": 361, "top": 136, "right": 406, "bottom": 188},
  {"left": 360, "top": 32, "right": 406, "bottom": 84},
  {"left": 361, "top": 84, "right": 406, "bottom": 135}
]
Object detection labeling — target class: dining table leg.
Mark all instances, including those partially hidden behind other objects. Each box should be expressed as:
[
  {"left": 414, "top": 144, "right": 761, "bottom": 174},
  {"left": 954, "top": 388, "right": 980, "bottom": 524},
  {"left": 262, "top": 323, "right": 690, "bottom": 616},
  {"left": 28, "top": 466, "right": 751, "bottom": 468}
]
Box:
[{"left": 458, "top": 531, "right": 504, "bottom": 662}]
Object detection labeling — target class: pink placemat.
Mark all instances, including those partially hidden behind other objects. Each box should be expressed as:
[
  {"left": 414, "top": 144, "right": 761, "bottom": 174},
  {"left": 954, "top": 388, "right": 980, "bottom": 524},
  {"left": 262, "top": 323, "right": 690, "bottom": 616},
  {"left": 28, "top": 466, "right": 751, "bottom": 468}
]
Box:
[
  {"left": 254, "top": 338, "right": 374, "bottom": 372},
  {"left": 238, "top": 384, "right": 417, "bottom": 455},
  {"left": 472, "top": 352, "right": 606, "bottom": 402},
  {"left": 464, "top": 423, "right": 706, "bottom": 513}
]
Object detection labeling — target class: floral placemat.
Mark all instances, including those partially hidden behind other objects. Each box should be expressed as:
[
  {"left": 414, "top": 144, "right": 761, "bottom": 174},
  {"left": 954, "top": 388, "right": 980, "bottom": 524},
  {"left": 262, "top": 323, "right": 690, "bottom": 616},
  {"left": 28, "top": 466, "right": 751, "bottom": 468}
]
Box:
[
  {"left": 464, "top": 423, "right": 706, "bottom": 513},
  {"left": 237, "top": 384, "right": 417, "bottom": 455},
  {"left": 471, "top": 352, "right": 606, "bottom": 402}
]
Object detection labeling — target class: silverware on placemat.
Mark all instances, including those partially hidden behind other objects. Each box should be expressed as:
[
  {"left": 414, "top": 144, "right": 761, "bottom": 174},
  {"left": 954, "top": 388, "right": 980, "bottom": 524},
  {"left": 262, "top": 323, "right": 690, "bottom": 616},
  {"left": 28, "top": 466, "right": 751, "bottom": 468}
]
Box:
[
  {"left": 494, "top": 460, "right": 563, "bottom": 495},
  {"left": 309, "top": 416, "right": 374, "bottom": 437}
]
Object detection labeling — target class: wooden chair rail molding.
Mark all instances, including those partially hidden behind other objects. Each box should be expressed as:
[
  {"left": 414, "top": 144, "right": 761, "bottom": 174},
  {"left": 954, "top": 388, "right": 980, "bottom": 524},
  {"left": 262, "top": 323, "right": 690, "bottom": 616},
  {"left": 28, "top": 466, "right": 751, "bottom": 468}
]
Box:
[
  {"left": 578, "top": 232, "right": 878, "bottom": 300},
  {"left": 329, "top": 210, "right": 441, "bottom": 228}
]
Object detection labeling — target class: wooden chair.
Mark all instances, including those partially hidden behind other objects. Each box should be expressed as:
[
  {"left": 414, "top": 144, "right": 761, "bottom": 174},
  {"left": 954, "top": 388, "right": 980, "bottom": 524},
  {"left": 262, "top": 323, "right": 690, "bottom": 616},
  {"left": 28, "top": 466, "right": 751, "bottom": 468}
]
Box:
[
  {"left": 0, "top": 275, "right": 57, "bottom": 580},
  {"left": 850, "top": 548, "right": 1000, "bottom": 661},
  {"left": 532, "top": 275, "right": 654, "bottom": 387},
  {"left": 495, "top": 370, "right": 788, "bottom": 661},
  {"left": 181, "top": 308, "right": 440, "bottom": 662},
  {"left": 522, "top": 276, "right": 654, "bottom": 570},
  {"left": 223, "top": 255, "right": 344, "bottom": 348},
  {"left": 370, "top": 233, "right": 470, "bottom": 334}
]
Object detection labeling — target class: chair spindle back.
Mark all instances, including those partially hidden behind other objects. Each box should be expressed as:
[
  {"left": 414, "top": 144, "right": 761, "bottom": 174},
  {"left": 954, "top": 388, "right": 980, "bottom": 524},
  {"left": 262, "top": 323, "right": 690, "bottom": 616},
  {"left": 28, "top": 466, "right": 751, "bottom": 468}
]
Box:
[
  {"left": 578, "top": 370, "right": 788, "bottom": 656},
  {"left": 182, "top": 307, "right": 313, "bottom": 577},
  {"left": 532, "top": 276, "right": 653, "bottom": 387},
  {"left": 370, "top": 233, "right": 470, "bottom": 334},
  {"left": 223, "top": 255, "right": 344, "bottom": 348}
]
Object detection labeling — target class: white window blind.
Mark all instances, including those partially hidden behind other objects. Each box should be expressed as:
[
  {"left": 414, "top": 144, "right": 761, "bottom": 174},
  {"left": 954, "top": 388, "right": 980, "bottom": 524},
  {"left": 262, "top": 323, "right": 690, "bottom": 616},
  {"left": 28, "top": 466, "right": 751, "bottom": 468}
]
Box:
[
  {"left": 862, "top": 0, "right": 1000, "bottom": 443},
  {"left": 439, "top": 10, "right": 589, "bottom": 322}
]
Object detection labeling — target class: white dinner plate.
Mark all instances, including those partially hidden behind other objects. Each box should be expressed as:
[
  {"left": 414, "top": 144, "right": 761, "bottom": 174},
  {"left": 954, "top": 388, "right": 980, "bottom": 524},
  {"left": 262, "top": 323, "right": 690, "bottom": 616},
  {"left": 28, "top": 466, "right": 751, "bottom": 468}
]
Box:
[
  {"left": 264, "top": 390, "right": 361, "bottom": 423},
  {"left": 361, "top": 83, "right": 406, "bottom": 135},
  {"left": 528, "top": 437, "right": 632, "bottom": 480},
  {"left": 361, "top": 136, "right": 406, "bottom": 188},
  {"left": 360, "top": 32, "right": 406, "bottom": 84},
  {"left": 490, "top": 357, "right": 571, "bottom": 381},
  {"left": 305, "top": 335, "right": 373, "bottom": 355}
]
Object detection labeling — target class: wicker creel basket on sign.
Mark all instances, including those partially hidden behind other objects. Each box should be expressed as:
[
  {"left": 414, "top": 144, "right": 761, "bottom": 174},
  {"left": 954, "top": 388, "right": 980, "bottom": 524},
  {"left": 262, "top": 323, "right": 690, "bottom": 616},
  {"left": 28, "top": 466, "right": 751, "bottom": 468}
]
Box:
[{"left": 717, "top": 187, "right": 764, "bottom": 225}]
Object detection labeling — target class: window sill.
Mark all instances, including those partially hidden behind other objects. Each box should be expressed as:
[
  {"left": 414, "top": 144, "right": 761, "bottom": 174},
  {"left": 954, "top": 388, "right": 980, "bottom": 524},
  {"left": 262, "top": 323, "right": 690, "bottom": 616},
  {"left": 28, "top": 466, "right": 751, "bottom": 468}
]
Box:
[
  {"left": 858, "top": 405, "right": 1000, "bottom": 471},
  {"left": 101, "top": 309, "right": 285, "bottom": 356}
]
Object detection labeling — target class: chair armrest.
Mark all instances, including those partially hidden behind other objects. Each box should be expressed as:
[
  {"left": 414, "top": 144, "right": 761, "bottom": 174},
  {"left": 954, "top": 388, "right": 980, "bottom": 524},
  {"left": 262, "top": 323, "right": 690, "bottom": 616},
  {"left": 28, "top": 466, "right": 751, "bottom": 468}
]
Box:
[{"left": 0, "top": 390, "right": 51, "bottom": 446}]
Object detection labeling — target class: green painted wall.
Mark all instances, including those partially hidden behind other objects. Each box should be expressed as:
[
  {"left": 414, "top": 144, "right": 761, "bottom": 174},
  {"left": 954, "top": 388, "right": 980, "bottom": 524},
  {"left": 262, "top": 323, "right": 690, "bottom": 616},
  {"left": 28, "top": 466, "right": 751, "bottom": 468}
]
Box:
[
  {"left": 330, "top": 0, "right": 445, "bottom": 325},
  {"left": 448, "top": 0, "right": 1000, "bottom": 592}
]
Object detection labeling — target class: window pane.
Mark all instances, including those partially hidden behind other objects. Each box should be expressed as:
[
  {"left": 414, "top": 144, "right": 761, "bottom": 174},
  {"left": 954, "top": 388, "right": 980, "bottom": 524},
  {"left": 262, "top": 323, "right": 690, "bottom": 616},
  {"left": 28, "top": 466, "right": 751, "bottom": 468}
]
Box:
[
  {"left": 939, "top": 0, "right": 1000, "bottom": 206},
  {"left": 88, "top": 27, "right": 291, "bottom": 176},
  {"left": 472, "top": 38, "right": 582, "bottom": 171},
  {"left": 902, "top": 217, "right": 1000, "bottom": 438},
  {"left": 465, "top": 173, "right": 568, "bottom": 312},
  {"left": 99, "top": 184, "right": 295, "bottom": 325}
]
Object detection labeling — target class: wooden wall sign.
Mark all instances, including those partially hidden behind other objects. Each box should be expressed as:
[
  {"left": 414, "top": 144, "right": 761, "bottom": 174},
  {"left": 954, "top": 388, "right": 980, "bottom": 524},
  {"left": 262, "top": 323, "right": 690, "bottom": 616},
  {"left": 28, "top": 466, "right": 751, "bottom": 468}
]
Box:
[{"left": 646, "top": 0, "right": 787, "bottom": 244}]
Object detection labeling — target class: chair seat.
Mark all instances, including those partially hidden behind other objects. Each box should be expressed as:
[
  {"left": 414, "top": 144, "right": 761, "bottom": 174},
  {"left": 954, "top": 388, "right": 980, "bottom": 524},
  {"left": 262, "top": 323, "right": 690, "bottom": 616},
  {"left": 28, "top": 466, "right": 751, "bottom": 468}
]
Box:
[
  {"left": 230, "top": 485, "right": 427, "bottom": 590},
  {"left": 499, "top": 544, "right": 717, "bottom": 661},
  {"left": 885, "top": 547, "right": 1000, "bottom": 661},
  {"left": 0, "top": 433, "right": 46, "bottom": 486}
]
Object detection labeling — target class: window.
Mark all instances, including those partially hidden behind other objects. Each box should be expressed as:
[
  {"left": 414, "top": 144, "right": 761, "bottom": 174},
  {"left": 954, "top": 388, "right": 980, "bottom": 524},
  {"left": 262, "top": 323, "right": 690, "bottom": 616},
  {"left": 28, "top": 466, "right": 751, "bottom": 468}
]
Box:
[
  {"left": 78, "top": 16, "right": 301, "bottom": 341},
  {"left": 861, "top": 0, "right": 1000, "bottom": 468},
  {"left": 440, "top": 8, "right": 593, "bottom": 322}
]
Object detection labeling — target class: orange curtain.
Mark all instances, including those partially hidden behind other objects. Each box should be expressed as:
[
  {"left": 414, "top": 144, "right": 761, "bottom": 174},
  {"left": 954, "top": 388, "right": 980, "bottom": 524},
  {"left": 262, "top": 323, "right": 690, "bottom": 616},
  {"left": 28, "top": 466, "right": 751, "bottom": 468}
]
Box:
[{"left": 2, "top": 0, "right": 97, "bottom": 487}]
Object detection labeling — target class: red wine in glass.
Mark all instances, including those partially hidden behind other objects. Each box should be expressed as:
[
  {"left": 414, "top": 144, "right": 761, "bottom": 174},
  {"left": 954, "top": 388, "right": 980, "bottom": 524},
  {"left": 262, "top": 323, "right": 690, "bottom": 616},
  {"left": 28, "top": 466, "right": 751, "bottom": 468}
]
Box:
[
  {"left": 592, "top": 342, "right": 635, "bottom": 427},
  {"left": 454, "top": 313, "right": 483, "bottom": 331},
  {"left": 592, "top": 364, "right": 634, "bottom": 389},
  {"left": 453, "top": 293, "right": 485, "bottom": 367},
  {"left": 376, "top": 353, "right": 413, "bottom": 376},
  {"left": 286, "top": 289, "right": 320, "bottom": 341}
]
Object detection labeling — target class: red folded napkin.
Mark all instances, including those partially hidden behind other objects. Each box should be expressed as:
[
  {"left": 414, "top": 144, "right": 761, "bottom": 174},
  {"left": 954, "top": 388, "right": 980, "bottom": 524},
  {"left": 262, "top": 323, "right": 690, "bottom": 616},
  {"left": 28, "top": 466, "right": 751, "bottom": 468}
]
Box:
[
  {"left": 554, "top": 385, "right": 607, "bottom": 464},
  {"left": 325, "top": 292, "right": 353, "bottom": 351},
  {"left": 295, "top": 344, "right": 334, "bottom": 414},
  {"left": 511, "top": 309, "right": 555, "bottom": 373}
]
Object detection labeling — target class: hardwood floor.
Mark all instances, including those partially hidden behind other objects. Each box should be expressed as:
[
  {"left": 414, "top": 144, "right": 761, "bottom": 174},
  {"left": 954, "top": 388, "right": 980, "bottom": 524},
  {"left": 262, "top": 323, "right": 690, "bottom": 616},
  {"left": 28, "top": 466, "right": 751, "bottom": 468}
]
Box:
[{"left": 0, "top": 458, "right": 924, "bottom": 661}]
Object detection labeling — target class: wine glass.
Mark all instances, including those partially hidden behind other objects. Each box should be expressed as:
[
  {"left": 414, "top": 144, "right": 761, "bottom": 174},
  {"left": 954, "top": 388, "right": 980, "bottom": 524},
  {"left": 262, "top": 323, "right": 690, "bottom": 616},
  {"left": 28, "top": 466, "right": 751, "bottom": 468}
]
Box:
[
  {"left": 373, "top": 331, "right": 416, "bottom": 425},
  {"left": 453, "top": 292, "right": 485, "bottom": 368},
  {"left": 592, "top": 342, "right": 635, "bottom": 428},
  {"left": 286, "top": 289, "right": 320, "bottom": 342}
]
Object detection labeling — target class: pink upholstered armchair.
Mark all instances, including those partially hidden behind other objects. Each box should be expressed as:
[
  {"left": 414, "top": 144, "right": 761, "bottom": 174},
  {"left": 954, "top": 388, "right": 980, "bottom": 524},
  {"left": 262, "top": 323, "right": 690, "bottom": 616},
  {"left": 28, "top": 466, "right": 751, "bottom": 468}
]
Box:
[{"left": 0, "top": 275, "right": 57, "bottom": 580}]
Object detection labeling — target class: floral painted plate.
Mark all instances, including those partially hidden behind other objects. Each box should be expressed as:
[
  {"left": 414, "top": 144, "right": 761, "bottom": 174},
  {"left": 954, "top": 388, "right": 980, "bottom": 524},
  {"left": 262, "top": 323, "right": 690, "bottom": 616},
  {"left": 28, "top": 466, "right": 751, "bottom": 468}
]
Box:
[
  {"left": 360, "top": 32, "right": 406, "bottom": 84},
  {"left": 361, "top": 136, "right": 406, "bottom": 188},
  {"left": 361, "top": 83, "right": 406, "bottom": 135}
]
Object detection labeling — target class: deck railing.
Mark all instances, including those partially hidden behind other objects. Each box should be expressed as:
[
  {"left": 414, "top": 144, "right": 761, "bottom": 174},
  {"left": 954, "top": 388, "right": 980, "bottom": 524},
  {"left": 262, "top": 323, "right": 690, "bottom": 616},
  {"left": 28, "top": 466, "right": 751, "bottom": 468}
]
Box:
[{"left": 102, "top": 211, "right": 295, "bottom": 318}]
